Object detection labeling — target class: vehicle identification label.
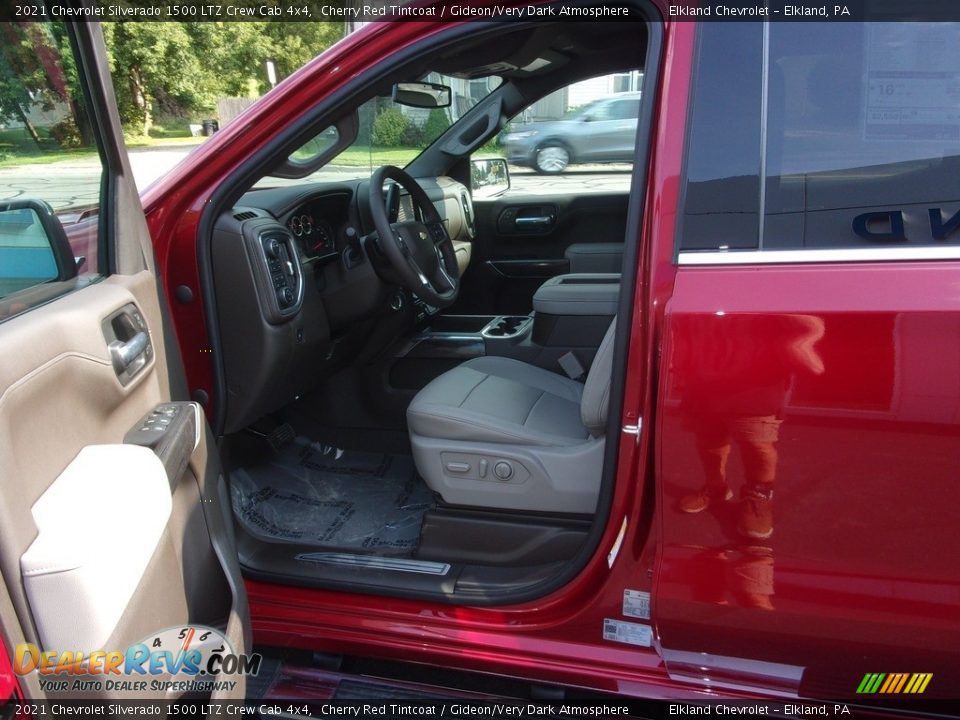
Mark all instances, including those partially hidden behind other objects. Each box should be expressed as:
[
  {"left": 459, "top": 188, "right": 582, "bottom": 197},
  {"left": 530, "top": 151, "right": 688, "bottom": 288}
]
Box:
[
  {"left": 622, "top": 589, "right": 650, "bottom": 619},
  {"left": 603, "top": 619, "right": 652, "bottom": 647}
]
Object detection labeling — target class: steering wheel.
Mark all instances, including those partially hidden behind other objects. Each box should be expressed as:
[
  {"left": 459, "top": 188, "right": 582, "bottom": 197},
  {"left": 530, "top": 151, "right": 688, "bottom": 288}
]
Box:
[{"left": 369, "top": 165, "right": 460, "bottom": 308}]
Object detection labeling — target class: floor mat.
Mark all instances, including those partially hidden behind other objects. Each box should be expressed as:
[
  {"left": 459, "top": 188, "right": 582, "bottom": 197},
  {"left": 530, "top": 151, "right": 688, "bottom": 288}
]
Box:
[{"left": 230, "top": 437, "right": 434, "bottom": 555}]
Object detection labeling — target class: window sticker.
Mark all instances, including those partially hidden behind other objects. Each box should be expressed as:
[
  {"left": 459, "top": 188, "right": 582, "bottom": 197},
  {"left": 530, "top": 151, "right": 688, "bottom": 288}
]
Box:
[{"left": 865, "top": 23, "right": 960, "bottom": 141}]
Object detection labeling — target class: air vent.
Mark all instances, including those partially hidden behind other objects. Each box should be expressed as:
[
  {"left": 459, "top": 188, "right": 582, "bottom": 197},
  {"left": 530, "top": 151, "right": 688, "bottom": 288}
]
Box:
[{"left": 233, "top": 211, "right": 257, "bottom": 222}]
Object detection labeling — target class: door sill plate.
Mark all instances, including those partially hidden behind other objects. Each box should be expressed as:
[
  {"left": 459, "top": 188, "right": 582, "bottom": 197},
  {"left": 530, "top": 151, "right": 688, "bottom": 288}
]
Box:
[{"left": 295, "top": 552, "right": 451, "bottom": 575}]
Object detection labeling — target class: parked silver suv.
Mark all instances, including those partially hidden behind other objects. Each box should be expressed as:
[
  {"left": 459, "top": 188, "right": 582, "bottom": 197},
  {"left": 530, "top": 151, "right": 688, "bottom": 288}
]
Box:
[{"left": 501, "top": 92, "right": 641, "bottom": 174}]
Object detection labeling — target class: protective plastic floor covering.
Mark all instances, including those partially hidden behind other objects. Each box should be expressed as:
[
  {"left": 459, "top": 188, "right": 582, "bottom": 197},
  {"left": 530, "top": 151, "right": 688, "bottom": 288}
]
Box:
[{"left": 231, "top": 437, "right": 434, "bottom": 555}]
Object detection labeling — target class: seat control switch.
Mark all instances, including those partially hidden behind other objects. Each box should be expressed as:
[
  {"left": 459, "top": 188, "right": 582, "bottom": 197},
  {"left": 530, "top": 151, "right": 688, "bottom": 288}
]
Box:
[
  {"left": 446, "top": 462, "right": 471, "bottom": 474},
  {"left": 494, "top": 461, "right": 514, "bottom": 481}
]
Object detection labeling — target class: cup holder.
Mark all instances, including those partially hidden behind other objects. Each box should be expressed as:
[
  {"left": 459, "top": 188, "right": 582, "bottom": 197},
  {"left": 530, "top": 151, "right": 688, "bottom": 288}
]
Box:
[{"left": 483, "top": 315, "right": 530, "bottom": 338}]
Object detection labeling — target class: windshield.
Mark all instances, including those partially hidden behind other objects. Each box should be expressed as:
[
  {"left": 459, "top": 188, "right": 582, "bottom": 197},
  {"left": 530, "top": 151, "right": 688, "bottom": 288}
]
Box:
[{"left": 255, "top": 73, "right": 501, "bottom": 188}]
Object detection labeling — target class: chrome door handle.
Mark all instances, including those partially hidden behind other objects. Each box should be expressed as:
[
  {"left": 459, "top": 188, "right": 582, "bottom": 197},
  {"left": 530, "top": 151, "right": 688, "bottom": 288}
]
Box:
[
  {"left": 109, "top": 331, "right": 149, "bottom": 371},
  {"left": 514, "top": 216, "right": 554, "bottom": 228}
]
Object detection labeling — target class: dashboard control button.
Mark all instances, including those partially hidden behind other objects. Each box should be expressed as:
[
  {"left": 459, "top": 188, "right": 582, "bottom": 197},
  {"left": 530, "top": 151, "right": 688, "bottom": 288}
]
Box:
[{"left": 278, "top": 287, "right": 295, "bottom": 308}]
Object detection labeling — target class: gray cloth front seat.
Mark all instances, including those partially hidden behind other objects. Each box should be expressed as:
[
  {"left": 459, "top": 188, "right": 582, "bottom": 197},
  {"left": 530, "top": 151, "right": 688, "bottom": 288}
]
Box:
[{"left": 407, "top": 319, "right": 616, "bottom": 513}]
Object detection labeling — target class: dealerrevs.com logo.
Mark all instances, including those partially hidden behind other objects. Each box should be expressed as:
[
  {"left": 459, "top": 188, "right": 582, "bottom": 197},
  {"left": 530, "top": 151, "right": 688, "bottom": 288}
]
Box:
[{"left": 14, "top": 625, "right": 261, "bottom": 694}]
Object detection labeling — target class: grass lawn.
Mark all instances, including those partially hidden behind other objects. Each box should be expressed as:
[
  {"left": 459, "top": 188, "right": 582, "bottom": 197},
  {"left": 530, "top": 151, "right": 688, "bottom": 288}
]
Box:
[
  {"left": 0, "top": 127, "right": 208, "bottom": 169},
  {"left": 127, "top": 135, "right": 208, "bottom": 149},
  {"left": 330, "top": 144, "right": 502, "bottom": 168},
  {"left": 333, "top": 146, "right": 420, "bottom": 168}
]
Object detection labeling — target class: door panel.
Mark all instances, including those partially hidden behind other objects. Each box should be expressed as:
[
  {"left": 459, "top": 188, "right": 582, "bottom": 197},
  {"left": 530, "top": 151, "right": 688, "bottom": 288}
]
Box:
[
  {"left": 0, "top": 18, "right": 245, "bottom": 703},
  {"left": 458, "top": 192, "right": 629, "bottom": 314},
  {"left": 655, "top": 263, "right": 960, "bottom": 697},
  {"left": 0, "top": 273, "right": 238, "bottom": 700}
]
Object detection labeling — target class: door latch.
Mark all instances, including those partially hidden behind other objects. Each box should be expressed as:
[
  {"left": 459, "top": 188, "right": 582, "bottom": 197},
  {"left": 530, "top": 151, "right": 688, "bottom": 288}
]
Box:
[{"left": 102, "top": 303, "right": 153, "bottom": 386}]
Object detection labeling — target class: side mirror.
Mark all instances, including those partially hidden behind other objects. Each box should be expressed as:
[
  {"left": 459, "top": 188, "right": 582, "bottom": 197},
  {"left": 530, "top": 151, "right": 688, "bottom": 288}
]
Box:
[
  {"left": 471, "top": 158, "right": 510, "bottom": 199},
  {"left": 0, "top": 199, "right": 76, "bottom": 299},
  {"left": 392, "top": 81, "right": 452, "bottom": 109}
]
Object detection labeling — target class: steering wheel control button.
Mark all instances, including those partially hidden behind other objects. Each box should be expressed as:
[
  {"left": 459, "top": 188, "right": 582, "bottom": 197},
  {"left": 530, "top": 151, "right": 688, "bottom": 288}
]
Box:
[{"left": 494, "top": 461, "right": 514, "bottom": 481}]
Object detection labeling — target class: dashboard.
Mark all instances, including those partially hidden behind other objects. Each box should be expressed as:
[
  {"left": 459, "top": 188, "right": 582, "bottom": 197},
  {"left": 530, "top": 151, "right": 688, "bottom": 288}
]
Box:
[{"left": 209, "top": 176, "right": 475, "bottom": 434}]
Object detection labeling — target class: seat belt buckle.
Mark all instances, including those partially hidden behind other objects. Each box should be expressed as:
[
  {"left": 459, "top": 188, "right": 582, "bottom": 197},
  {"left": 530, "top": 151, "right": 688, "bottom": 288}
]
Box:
[{"left": 558, "top": 351, "right": 586, "bottom": 381}]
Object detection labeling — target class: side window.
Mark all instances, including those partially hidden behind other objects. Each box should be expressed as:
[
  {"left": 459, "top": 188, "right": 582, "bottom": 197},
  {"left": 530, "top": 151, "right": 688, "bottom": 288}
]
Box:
[
  {"left": 610, "top": 99, "right": 641, "bottom": 121},
  {"left": 680, "top": 22, "right": 960, "bottom": 253},
  {"left": 0, "top": 21, "right": 104, "bottom": 318},
  {"left": 585, "top": 100, "right": 615, "bottom": 122},
  {"left": 496, "top": 71, "right": 643, "bottom": 192}
]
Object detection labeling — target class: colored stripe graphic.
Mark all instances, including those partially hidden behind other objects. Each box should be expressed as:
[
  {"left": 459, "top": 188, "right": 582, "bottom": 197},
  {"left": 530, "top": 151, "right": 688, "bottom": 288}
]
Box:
[
  {"left": 878, "top": 674, "right": 895, "bottom": 693},
  {"left": 857, "top": 672, "right": 932, "bottom": 694}
]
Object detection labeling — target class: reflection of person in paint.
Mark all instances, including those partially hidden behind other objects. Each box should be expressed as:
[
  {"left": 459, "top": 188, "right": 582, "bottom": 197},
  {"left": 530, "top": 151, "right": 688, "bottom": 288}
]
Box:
[
  {"left": 676, "top": 313, "right": 825, "bottom": 539},
  {"left": 673, "top": 313, "right": 825, "bottom": 611}
]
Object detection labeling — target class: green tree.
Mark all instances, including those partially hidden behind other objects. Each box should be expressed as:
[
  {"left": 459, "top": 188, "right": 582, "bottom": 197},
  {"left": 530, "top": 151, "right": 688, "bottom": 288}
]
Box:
[
  {"left": 422, "top": 107, "right": 451, "bottom": 142},
  {"left": 102, "top": 22, "right": 223, "bottom": 135},
  {"left": 0, "top": 23, "right": 64, "bottom": 147},
  {"left": 258, "top": 23, "right": 342, "bottom": 90},
  {"left": 0, "top": 22, "right": 93, "bottom": 150},
  {"left": 98, "top": 21, "right": 344, "bottom": 135}
]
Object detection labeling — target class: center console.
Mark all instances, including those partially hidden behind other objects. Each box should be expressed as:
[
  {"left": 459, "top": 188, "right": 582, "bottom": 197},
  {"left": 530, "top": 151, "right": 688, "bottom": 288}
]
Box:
[
  {"left": 390, "top": 274, "right": 619, "bottom": 391},
  {"left": 531, "top": 273, "right": 619, "bottom": 348}
]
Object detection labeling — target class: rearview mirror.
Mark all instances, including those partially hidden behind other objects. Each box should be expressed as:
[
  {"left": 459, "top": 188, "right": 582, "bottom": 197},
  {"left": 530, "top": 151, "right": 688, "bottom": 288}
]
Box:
[
  {"left": 471, "top": 158, "right": 510, "bottom": 199},
  {"left": 0, "top": 199, "right": 76, "bottom": 299},
  {"left": 392, "top": 81, "right": 452, "bottom": 109}
]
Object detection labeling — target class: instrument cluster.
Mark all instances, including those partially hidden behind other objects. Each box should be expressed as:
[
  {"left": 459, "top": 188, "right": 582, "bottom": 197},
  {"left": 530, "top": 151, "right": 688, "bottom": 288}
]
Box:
[{"left": 288, "top": 211, "right": 336, "bottom": 259}]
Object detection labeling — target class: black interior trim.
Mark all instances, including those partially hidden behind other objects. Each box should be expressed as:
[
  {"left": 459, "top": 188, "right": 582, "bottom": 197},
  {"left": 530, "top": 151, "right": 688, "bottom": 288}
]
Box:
[{"left": 488, "top": 258, "right": 570, "bottom": 279}]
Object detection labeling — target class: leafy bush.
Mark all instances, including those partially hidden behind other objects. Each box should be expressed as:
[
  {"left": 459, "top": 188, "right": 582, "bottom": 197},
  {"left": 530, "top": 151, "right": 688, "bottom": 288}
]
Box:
[
  {"left": 49, "top": 120, "right": 83, "bottom": 149},
  {"left": 422, "top": 108, "right": 450, "bottom": 142},
  {"left": 401, "top": 122, "right": 425, "bottom": 147},
  {"left": 372, "top": 107, "right": 409, "bottom": 147}
]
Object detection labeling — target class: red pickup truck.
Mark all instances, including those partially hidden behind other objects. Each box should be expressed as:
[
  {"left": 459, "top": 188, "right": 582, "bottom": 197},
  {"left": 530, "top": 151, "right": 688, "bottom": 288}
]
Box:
[{"left": 0, "top": 0, "right": 957, "bottom": 712}]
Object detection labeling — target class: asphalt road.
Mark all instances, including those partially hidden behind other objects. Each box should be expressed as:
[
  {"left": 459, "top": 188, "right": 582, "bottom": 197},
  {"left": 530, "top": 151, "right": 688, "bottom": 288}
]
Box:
[{"left": 0, "top": 143, "right": 632, "bottom": 212}]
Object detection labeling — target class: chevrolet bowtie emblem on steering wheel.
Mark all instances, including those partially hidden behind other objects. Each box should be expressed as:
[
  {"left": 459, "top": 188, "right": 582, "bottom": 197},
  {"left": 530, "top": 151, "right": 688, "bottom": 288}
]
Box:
[{"left": 419, "top": 231, "right": 428, "bottom": 240}]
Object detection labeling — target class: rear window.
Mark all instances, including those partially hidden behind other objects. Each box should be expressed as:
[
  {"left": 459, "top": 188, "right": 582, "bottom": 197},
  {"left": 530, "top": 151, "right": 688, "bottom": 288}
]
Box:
[{"left": 679, "top": 22, "right": 960, "bottom": 253}]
